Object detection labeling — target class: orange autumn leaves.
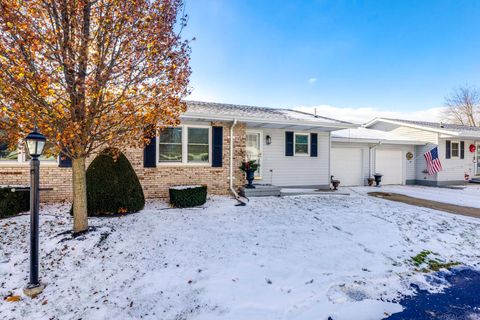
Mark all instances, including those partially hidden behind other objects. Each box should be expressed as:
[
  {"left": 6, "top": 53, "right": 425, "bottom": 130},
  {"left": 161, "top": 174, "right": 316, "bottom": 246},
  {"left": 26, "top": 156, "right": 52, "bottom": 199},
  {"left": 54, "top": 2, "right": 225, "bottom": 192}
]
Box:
[{"left": 0, "top": 0, "right": 191, "bottom": 158}]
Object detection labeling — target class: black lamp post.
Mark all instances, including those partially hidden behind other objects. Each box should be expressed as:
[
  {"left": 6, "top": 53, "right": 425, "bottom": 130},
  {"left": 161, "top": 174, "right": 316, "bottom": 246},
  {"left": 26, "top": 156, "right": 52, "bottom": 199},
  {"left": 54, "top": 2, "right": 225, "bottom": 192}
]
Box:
[{"left": 23, "top": 129, "right": 46, "bottom": 297}]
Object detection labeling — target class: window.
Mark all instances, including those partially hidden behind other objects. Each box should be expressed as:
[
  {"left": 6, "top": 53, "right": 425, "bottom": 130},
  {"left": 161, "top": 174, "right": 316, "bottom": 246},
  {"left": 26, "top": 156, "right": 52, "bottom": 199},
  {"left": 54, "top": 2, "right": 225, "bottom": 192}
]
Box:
[
  {"left": 25, "top": 142, "right": 57, "bottom": 162},
  {"left": 294, "top": 133, "right": 309, "bottom": 155},
  {"left": 158, "top": 127, "right": 182, "bottom": 162},
  {"left": 451, "top": 141, "right": 459, "bottom": 158},
  {"left": 188, "top": 127, "right": 209, "bottom": 163},
  {"left": 0, "top": 142, "right": 19, "bottom": 161},
  {"left": 158, "top": 125, "right": 211, "bottom": 164}
]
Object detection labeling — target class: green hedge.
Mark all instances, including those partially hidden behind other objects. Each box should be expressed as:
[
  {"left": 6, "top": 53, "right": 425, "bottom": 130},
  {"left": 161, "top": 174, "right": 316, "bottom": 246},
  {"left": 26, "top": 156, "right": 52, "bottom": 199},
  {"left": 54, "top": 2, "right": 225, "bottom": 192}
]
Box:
[
  {"left": 0, "top": 188, "right": 29, "bottom": 218},
  {"left": 83, "top": 148, "right": 145, "bottom": 216},
  {"left": 169, "top": 185, "right": 207, "bottom": 208}
]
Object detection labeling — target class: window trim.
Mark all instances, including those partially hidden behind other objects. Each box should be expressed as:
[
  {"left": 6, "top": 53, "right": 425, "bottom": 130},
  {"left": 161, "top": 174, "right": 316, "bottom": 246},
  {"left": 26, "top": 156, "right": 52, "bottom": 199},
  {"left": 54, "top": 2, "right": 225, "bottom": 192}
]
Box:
[
  {"left": 293, "top": 132, "right": 310, "bottom": 156},
  {"left": 450, "top": 140, "right": 460, "bottom": 159},
  {"left": 158, "top": 127, "right": 183, "bottom": 163},
  {"left": 0, "top": 142, "right": 58, "bottom": 166},
  {"left": 157, "top": 124, "right": 212, "bottom": 166}
]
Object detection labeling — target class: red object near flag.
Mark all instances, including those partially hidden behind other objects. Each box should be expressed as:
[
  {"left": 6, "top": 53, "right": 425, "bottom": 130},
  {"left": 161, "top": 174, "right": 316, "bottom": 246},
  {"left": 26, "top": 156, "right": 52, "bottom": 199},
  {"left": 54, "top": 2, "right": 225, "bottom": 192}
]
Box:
[{"left": 424, "top": 147, "right": 442, "bottom": 175}]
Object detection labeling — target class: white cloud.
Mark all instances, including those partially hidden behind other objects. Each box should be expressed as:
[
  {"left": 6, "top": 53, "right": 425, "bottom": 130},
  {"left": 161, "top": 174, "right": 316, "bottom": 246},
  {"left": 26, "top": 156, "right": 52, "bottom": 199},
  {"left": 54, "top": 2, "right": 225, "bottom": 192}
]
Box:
[
  {"left": 294, "top": 104, "right": 446, "bottom": 124},
  {"left": 308, "top": 78, "right": 317, "bottom": 84}
]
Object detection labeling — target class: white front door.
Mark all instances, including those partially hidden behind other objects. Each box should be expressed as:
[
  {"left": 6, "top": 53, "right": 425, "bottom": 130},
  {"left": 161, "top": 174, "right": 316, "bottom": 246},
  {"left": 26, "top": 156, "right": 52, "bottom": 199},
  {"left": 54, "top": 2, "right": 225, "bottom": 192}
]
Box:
[
  {"left": 246, "top": 131, "right": 263, "bottom": 178},
  {"left": 476, "top": 143, "right": 480, "bottom": 175}
]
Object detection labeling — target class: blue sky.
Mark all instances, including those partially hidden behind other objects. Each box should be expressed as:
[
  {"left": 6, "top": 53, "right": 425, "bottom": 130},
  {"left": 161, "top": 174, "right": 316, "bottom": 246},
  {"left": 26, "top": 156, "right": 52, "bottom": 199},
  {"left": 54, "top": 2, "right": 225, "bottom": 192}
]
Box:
[{"left": 184, "top": 0, "right": 480, "bottom": 119}]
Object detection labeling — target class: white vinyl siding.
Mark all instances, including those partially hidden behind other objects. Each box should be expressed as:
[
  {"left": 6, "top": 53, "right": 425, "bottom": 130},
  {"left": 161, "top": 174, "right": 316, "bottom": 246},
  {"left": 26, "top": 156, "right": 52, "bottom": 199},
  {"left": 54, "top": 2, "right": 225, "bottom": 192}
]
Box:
[
  {"left": 261, "top": 129, "right": 329, "bottom": 186},
  {"left": 437, "top": 138, "right": 475, "bottom": 183}
]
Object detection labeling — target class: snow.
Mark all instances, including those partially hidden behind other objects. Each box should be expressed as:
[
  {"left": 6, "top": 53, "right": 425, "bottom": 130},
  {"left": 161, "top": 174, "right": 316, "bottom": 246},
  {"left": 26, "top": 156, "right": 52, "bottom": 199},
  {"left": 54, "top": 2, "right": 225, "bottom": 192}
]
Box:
[
  {"left": 170, "top": 185, "right": 204, "bottom": 190},
  {"left": 356, "top": 184, "right": 480, "bottom": 208},
  {"left": 1, "top": 191, "right": 479, "bottom": 320}
]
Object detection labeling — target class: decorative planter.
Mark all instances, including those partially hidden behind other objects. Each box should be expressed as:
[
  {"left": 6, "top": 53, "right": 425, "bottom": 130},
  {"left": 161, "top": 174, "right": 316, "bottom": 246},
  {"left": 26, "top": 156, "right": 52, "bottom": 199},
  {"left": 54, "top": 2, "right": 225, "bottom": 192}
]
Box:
[
  {"left": 373, "top": 173, "right": 383, "bottom": 187},
  {"left": 367, "top": 178, "right": 375, "bottom": 186},
  {"left": 245, "top": 170, "right": 256, "bottom": 189},
  {"left": 330, "top": 175, "right": 340, "bottom": 190}
]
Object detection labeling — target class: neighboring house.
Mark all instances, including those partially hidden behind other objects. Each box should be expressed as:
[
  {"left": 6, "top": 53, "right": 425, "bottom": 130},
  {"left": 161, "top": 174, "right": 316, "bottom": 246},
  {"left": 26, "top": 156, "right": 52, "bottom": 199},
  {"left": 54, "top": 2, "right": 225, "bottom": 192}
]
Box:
[
  {"left": 365, "top": 118, "right": 480, "bottom": 186},
  {"left": 0, "top": 101, "right": 355, "bottom": 202},
  {"left": 331, "top": 127, "right": 425, "bottom": 186}
]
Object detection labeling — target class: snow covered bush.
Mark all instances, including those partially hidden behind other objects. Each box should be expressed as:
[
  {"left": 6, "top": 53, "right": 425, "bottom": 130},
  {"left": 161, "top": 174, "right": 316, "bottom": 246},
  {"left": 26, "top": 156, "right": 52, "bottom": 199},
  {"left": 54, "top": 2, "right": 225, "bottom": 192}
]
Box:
[
  {"left": 169, "top": 185, "right": 207, "bottom": 208},
  {"left": 0, "top": 187, "right": 29, "bottom": 218},
  {"left": 83, "top": 148, "right": 145, "bottom": 216}
]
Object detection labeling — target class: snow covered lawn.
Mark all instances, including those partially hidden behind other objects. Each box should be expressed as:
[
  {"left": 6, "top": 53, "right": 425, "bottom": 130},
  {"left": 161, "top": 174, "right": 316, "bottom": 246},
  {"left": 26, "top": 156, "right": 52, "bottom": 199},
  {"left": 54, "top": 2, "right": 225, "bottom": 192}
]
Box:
[{"left": 1, "top": 192, "right": 479, "bottom": 320}]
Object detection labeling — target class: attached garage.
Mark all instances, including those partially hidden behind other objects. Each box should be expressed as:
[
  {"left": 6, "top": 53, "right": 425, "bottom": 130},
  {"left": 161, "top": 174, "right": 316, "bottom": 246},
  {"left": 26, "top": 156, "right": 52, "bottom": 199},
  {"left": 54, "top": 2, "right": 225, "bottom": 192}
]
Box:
[
  {"left": 331, "top": 147, "right": 364, "bottom": 186},
  {"left": 331, "top": 127, "right": 421, "bottom": 187},
  {"left": 375, "top": 149, "right": 403, "bottom": 185}
]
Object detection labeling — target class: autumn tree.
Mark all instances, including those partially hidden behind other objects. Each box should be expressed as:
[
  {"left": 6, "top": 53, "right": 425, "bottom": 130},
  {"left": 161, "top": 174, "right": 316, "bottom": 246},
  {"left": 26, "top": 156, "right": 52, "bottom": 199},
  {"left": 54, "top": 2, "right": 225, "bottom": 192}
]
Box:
[
  {"left": 443, "top": 86, "right": 480, "bottom": 127},
  {"left": 0, "top": 0, "right": 191, "bottom": 233}
]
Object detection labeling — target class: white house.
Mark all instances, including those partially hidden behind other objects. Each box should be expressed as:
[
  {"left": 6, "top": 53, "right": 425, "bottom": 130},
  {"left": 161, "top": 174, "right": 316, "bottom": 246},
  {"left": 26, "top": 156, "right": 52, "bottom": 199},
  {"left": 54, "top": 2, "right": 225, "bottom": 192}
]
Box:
[{"left": 365, "top": 118, "right": 480, "bottom": 186}]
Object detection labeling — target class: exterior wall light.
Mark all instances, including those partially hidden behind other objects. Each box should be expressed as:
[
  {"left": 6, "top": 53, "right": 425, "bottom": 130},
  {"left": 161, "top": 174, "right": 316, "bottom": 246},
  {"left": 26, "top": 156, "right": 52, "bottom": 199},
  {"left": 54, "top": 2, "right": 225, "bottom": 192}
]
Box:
[{"left": 266, "top": 135, "right": 272, "bottom": 145}]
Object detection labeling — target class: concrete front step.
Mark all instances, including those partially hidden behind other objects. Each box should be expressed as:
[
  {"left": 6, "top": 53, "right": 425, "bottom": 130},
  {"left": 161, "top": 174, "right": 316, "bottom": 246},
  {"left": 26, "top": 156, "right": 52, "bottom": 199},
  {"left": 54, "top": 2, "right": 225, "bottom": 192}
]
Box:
[{"left": 239, "top": 185, "right": 282, "bottom": 197}]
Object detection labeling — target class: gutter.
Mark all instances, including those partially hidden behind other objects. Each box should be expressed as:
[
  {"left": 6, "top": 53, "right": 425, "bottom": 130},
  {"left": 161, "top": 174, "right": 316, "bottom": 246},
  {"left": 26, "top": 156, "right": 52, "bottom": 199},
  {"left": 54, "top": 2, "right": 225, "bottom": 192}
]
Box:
[{"left": 182, "top": 113, "right": 358, "bottom": 130}]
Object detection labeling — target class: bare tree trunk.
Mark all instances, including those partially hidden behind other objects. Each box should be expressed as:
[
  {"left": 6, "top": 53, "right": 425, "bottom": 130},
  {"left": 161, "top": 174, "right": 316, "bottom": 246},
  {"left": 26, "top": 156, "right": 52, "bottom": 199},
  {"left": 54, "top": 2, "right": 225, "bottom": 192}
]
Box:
[{"left": 72, "top": 157, "right": 88, "bottom": 233}]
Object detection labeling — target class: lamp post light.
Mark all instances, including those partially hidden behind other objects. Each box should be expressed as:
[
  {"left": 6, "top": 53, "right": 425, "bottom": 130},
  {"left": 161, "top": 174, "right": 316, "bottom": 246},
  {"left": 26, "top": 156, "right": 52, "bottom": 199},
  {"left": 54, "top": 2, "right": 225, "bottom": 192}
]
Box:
[{"left": 23, "top": 129, "right": 46, "bottom": 298}]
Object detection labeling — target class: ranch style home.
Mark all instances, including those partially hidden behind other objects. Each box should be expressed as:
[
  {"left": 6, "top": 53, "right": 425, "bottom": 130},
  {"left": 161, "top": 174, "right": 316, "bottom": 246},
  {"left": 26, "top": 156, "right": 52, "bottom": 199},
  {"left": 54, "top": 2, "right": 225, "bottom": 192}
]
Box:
[
  {"left": 365, "top": 118, "right": 480, "bottom": 186},
  {"left": 1, "top": 101, "right": 479, "bottom": 202}
]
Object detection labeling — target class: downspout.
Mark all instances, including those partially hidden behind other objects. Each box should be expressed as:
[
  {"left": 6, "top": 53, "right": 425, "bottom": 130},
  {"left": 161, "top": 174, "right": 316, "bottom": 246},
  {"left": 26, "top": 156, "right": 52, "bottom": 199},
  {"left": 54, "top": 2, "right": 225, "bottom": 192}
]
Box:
[{"left": 369, "top": 141, "right": 382, "bottom": 178}]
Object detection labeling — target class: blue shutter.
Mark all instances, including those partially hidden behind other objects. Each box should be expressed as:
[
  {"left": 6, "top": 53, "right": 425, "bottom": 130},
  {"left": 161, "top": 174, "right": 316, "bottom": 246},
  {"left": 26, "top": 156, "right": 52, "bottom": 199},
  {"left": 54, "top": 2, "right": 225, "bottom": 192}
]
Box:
[
  {"left": 310, "top": 133, "right": 318, "bottom": 157},
  {"left": 285, "top": 131, "right": 294, "bottom": 156},
  {"left": 445, "top": 140, "right": 451, "bottom": 159},
  {"left": 460, "top": 141, "right": 465, "bottom": 159},
  {"left": 212, "top": 126, "right": 223, "bottom": 167},
  {"left": 58, "top": 151, "right": 72, "bottom": 167},
  {"left": 143, "top": 136, "right": 157, "bottom": 167}
]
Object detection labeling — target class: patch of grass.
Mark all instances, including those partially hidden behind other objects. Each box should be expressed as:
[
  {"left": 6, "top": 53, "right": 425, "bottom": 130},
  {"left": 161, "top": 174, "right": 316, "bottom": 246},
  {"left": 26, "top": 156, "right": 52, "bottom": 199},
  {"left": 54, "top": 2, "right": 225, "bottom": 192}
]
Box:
[{"left": 411, "top": 250, "right": 461, "bottom": 272}]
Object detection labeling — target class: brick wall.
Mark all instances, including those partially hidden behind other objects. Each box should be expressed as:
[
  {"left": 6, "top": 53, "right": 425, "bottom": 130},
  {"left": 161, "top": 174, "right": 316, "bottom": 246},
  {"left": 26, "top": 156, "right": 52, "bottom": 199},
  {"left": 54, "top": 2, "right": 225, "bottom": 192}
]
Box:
[{"left": 0, "top": 121, "right": 246, "bottom": 203}]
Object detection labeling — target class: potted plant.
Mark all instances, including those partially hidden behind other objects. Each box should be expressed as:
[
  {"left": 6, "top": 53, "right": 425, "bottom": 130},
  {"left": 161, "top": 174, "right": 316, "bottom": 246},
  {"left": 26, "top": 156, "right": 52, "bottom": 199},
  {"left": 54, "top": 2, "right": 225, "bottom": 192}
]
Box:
[
  {"left": 367, "top": 177, "right": 375, "bottom": 186},
  {"left": 239, "top": 160, "right": 259, "bottom": 189}
]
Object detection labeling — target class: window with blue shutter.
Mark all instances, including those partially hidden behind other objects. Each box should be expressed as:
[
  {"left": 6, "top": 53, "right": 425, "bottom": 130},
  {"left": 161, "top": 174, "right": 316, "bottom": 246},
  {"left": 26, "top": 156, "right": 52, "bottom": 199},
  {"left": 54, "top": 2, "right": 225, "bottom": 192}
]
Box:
[
  {"left": 143, "top": 136, "right": 157, "bottom": 167},
  {"left": 212, "top": 126, "right": 223, "bottom": 167},
  {"left": 58, "top": 151, "right": 72, "bottom": 167},
  {"left": 310, "top": 133, "right": 318, "bottom": 157},
  {"left": 285, "top": 131, "right": 294, "bottom": 156}
]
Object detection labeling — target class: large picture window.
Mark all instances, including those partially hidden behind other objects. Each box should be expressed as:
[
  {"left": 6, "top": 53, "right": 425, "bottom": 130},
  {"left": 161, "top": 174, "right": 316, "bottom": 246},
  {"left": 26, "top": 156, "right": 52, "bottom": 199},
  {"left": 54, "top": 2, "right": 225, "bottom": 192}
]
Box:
[
  {"left": 158, "top": 125, "right": 211, "bottom": 165},
  {"left": 0, "top": 142, "right": 19, "bottom": 161},
  {"left": 158, "top": 128, "right": 183, "bottom": 162},
  {"left": 294, "top": 133, "right": 309, "bottom": 155},
  {"left": 188, "top": 127, "right": 209, "bottom": 163}
]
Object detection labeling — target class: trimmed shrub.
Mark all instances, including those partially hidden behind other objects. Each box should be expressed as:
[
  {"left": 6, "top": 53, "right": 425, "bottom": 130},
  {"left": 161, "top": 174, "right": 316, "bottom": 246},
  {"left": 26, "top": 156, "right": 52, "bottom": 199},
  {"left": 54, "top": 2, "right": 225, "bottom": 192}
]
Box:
[
  {"left": 0, "top": 188, "right": 29, "bottom": 218},
  {"left": 84, "top": 148, "right": 145, "bottom": 216},
  {"left": 169, "top": 185, "right": 207, "bottom": 208}
]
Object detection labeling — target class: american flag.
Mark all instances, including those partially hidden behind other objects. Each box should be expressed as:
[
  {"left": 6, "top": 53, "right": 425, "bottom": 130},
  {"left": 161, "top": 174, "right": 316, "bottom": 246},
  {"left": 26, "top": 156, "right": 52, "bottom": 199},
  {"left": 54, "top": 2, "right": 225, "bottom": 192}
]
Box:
[{"left": 424, "top": 147, "right": 442, "bottom": 175}]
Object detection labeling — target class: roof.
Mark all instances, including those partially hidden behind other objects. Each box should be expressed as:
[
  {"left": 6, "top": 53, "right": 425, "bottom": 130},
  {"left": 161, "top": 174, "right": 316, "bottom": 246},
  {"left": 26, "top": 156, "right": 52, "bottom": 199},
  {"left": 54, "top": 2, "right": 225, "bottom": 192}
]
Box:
[
  {"left": 365, "top": 118, "right": 480, "bottom": 138},
  {"left": 182, "top": 101, "right": 356, "bottom": 130},
  {"left": 332, "top": 127, "right": 426, "bottom": 145}
]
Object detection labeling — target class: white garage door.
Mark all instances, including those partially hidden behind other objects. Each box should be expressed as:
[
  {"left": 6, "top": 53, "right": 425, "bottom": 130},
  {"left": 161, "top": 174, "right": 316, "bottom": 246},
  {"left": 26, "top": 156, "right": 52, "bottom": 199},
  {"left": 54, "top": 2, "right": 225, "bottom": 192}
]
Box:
[
  {"left": 375, "top": 150, "right": 403, "bottom": 185},
  {"left": 331, "top": 148, "right": 363, "bottom": 186}
]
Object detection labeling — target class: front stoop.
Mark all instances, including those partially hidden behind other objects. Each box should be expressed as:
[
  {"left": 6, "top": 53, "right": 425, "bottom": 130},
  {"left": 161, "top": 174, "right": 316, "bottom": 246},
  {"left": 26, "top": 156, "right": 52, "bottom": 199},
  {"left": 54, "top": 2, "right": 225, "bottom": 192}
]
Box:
[{"left": 239, "top": 185, "right": 281, "bottom": 197}]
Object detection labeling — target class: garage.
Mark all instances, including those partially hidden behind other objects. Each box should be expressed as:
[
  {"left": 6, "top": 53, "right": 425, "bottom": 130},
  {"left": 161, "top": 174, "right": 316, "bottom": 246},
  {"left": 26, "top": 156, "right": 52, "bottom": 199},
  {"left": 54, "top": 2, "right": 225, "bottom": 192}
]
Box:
[
  {"left": 375, "top": 149, "right": 403, "bottom": 185},
  {"left": 331, "top": 147, "right": 363, "bottom": 186}
]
